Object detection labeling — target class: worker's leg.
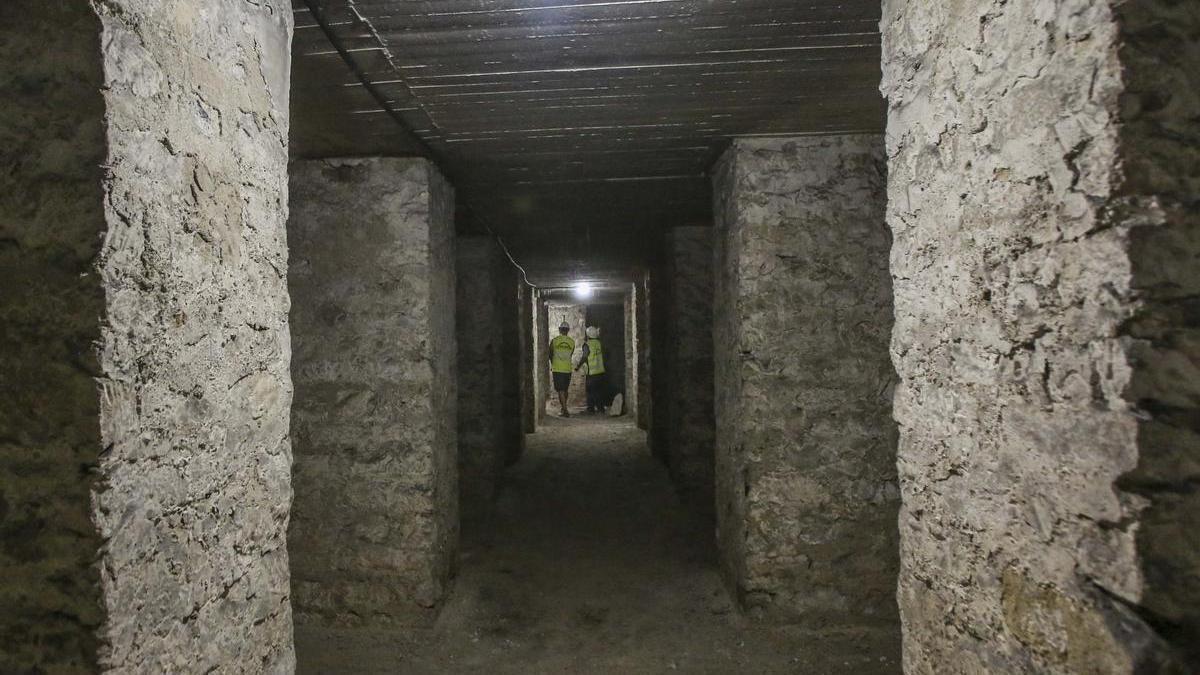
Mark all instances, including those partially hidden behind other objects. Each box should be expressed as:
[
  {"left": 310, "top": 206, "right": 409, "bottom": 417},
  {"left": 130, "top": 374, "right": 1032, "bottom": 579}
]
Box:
[
  {"left": 554, "top": 373, "right": 571, "bottom": 416},
  {"left": 585, "top": 376, "right": 599, "bottom": 413},
  {"left": 596, "top": 374, "right": 609, "bottom": 413}
]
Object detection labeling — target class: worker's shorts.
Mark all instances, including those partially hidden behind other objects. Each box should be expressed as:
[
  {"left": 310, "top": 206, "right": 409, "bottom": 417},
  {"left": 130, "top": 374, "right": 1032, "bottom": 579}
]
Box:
[{"left": 553, "top": 372, "right": 572, "bottom": 393}]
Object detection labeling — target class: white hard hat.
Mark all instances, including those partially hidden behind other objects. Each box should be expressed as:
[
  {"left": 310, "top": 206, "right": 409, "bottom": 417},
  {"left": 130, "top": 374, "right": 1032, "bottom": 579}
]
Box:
[{"left": 586, "top": 326, "right": 599, "bottom": 338}]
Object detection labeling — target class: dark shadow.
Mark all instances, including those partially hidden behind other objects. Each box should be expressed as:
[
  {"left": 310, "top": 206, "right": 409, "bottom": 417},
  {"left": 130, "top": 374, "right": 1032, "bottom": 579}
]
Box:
[
  {"left": 1112, "top": 1, "right": 1200, "bottom": 668},
  {"left": 0, "top": 4, "right": 108, "bottom": 670}
]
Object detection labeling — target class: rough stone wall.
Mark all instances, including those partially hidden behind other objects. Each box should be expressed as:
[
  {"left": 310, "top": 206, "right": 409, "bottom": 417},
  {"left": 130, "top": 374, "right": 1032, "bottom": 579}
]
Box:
[
  {"left": 662, "top": 228, "right": 716, "bottom": 515},
  {"left": 711, "top": 136, "right": 900, "bottom": 637},
  {"left": 881, "top": 0, "right": 1197, "bottom": 670},
  {"left": 535, "top": 295, "right": 550, "bottom": 425},
  {"left": 531, "top": 291, "right": 543, "bottom": 427},
  {"left": 1116, "top": 2, "right": 1200, "bottom": 661},
  {"left": 624, "top": 286, "right": 638, "bottom": 417},
  {"left": 0, "top": 4, "right": 107, "bottom": 670},
  {"left": 4, "top": 5, "right": 295, "bottom": 670},
  {"left": 637, "top": 272, "right": 653, "bottom": 431},
  {"left": 518, "top": 283, "right": 537, "bottom": 437},
  {"left": 426, "top": 161, "right": 459, "bottom": 608},
  {"left": 498, "top": 276, "right": 523, "bottom": 464},
  {"left": 97, "top": 1, "right": 296, "bottom": 670},
  {"left": 456, "top": 237, "right": 520, "bottom": 524},
  {"left": 649, "top": 266, "right": 672, "bottom": 464},
  {"left": 289, "top": 158, "right": 457, "bottom": 627}
]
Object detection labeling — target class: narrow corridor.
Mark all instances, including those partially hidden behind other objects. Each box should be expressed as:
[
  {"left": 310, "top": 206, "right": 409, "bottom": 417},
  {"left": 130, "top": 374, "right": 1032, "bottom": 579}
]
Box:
[
  {"left": 295, "top": 416, "right": 900, "bottom": 673},
  {"left": 9, "top": 3, "right": 1197, "bottom": 671}
]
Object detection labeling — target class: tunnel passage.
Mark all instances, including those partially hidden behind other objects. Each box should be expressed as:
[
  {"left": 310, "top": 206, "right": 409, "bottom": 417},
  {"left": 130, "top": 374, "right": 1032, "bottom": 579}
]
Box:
[
  {"left": 537, "top": 297, "right": 630, "bottom": 415},
  {"left": 296, "top": 413, "right": 905, "bottom": 672},
  {"left": 5, "top": 0, "right": 1199, "bottom": 672}
]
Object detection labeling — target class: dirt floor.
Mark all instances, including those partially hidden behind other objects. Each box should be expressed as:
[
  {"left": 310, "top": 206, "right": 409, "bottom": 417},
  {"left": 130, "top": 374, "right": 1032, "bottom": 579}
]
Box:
[{"left": 295, "top": 414, "right": 901, "bottom": 674}]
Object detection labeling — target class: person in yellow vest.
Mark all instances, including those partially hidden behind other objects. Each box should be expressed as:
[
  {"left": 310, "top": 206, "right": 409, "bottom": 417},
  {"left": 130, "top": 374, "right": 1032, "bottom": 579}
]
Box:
[
  {"left": 549, "top": 321, "right": 576, "bottom": 417},
  {"left": 575, "top": 325, "right": 608, "bottom": 414}
]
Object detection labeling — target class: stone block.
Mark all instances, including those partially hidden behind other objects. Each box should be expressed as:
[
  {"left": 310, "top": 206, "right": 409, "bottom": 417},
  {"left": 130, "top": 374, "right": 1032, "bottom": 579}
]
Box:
[
  {"left": 881, "top": 0, "right": 1198, "bottom": 669},
  {"left": 519, "top": 284, "right": 537, "bottom": 437},
  {"left": 456, "top": 237, "right": 521, "bottom": 525},
  {"left": 1, "top": 1, "right": 296, "bottom": 670},
  {"left": 711, "top": 136, "right": 900, "bottom": 641},
  {"left": 652, "top": 228, "right": 717, "bottom": 514},
  {"left": 288, "top": 158, "right": 457, "bottom": 626},
  {"left": 625, "top": 286, "right": 639, "bottom": 419},
  {"left": 637, "top": 272, "right": 653, "bottom": 431}
]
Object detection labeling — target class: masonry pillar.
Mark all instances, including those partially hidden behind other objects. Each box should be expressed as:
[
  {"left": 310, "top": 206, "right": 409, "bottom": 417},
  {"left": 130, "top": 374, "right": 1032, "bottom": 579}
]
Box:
[
  {"left": 519, "top": 283, "right": 537, "bottom": 436},
  {"left": 881, "top": 1, "right": 1198, "bottom": 670},
  {"left": 649, "top": 267, "right": 672, "bottom": 464},
  {"left": 499, "top": 277, "right": 524, "bottom": 463},
  {"left": 656, "top": 228, "right": 716, "bottom": 514},
  {"left": 624, "top": 286, "right": 638, "bottom": 418},
  {"left": 288, "top": 158, "right": 457, "bottom": 626},
  {"left": 456, "top": 237, "right": 520, "bottom": 525},
  {"left": 0, "top": 2, "right": 294, "bottom": 671},
  {"left": 637, "top": 272, "right": 653, "bottom": 431},
  {"left": 535, "top": 295, "right": 550, "bottom": 424},
  {"left": 711, "top": 136, "right": 900, "bottom": 640}
]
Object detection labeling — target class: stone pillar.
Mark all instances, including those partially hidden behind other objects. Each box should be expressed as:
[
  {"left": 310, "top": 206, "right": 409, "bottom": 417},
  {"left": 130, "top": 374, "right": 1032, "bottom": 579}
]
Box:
[
  {"left": 711, "top": 136, "right": 900, "bottom": 638},
  {"left": 535, "top": 295, "right": 550, "bottom": 424},
  {"left": 637, "top": 272, "right": 653, "bottom": 431},
  {"left": 456, "top": 237, "right": 519, "bottom": 524},
  {"left": 518, "top": 283, "right": 536, "bottom": 436},
  {"left": 498, "top": 276, "right": 523, "bottom": 463},
  {"left": 288, "top": 158, "right": 457, "bottom": 626},
  {"left": 624, "top": 285, "right": 638, "bottom": 418},
  {"left": 881, "top": 1, "right": 1198, "bottom": 670},
  {"left": 656, "top": 228, "right": 716, "bottom": 514},
  {"left": 649, "top": 266, "right": 672, "bottom": 464},
  {"left": 0, "top": 2, "right": 295, "bottom": 671}
]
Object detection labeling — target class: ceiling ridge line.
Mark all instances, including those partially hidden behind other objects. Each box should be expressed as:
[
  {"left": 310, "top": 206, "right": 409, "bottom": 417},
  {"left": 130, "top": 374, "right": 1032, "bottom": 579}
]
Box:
[
  {"left": 300, "top": 0, "right": 439, "bottom": 161},
  {"left": 342, "top": 0, "right": 448, "bottom": 143},
  {"left": 302, "top": 1, "right": 540, "bottom": 288}
]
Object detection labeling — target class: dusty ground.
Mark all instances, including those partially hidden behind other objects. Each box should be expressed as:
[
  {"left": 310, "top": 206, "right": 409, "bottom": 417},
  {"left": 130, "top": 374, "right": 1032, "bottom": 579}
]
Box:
[{"left": 295, "top": 414, "right": 900, "bottom": 674}]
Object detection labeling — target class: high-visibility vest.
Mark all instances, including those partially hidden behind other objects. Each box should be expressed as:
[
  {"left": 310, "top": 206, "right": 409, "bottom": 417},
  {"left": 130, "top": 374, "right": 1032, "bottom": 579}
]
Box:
[
  {"left": 550, "top": 335, "right": 575, "bottom": 373},
  {"left": 586, "top": 338, "right": 605, "bottom": 375}
]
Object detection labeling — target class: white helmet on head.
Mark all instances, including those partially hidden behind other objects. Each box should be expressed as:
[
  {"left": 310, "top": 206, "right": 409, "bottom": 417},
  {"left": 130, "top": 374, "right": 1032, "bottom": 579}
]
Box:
[{"left": 586, "top": 326, "right": 599, "bottom": 339}]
